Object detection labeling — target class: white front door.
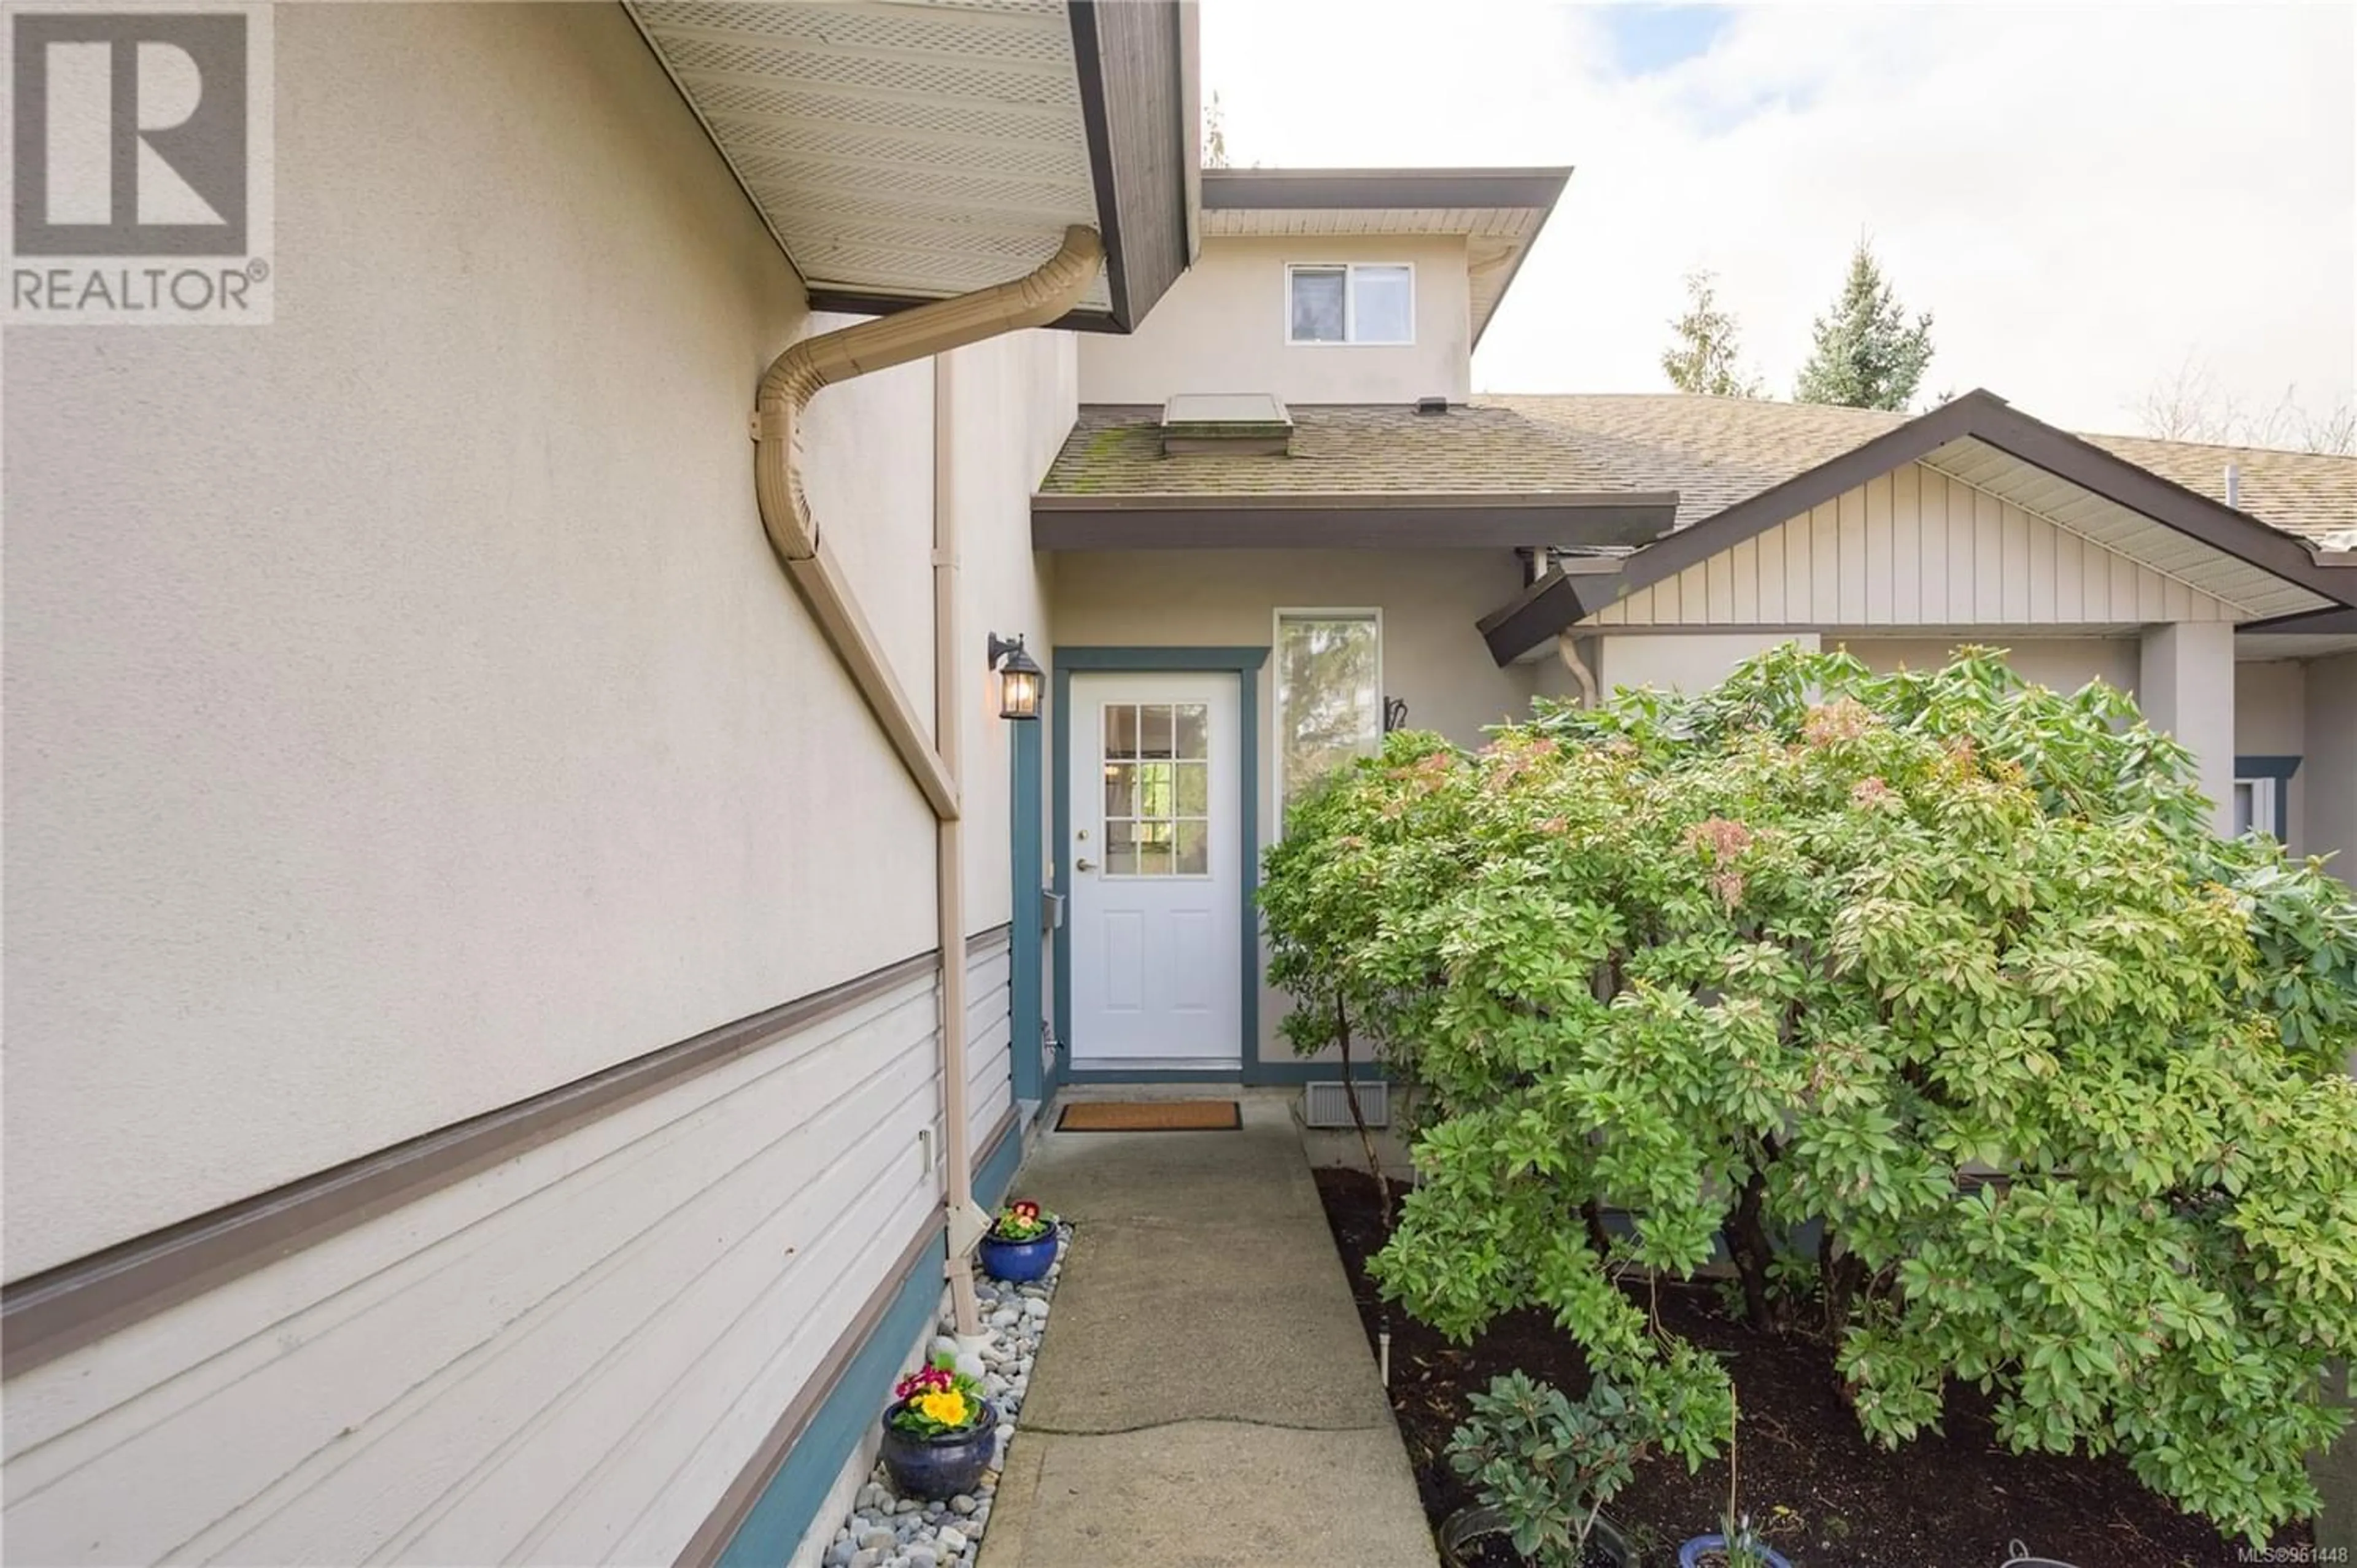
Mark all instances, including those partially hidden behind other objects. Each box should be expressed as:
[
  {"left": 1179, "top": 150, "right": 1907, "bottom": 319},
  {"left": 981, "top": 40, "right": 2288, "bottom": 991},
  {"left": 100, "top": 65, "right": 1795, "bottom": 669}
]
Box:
[{"left": 1067, "top": 673, "right": 1241, "bottom": 1065}]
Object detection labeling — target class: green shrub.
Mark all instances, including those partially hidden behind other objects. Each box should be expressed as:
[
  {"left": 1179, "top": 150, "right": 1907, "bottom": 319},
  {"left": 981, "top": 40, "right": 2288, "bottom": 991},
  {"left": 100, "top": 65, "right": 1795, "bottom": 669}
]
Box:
[
  {"left": 1447, "top": 1373, "right": 1654, "bottom": 1567},
  {"left": 1260, "top": 646, "right": 2357, "bottom": 1542}
]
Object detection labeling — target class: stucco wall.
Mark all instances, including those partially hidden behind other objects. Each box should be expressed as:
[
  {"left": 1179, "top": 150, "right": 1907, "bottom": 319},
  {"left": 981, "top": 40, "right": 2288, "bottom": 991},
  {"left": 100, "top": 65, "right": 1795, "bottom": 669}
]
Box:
[
  {"left": 1844, "top": 637, "right": 2142, "bottom": 696},
  {"left": 2307, "top": 655, "right": 2357, "bottom": 885},
  {"left": 0, "top": 4, "right": 1061, "bottom": 1277},
  {"left": 1050, "top": 547, "right": 1536, "bottom": 1064},
  {"left": 1597, "top": 633, "right": 1824, "bottom": 693},
  {"left": 1077, "top": 234, "right": 1473, "bottom": 407},
  {"left": 945, "top": 334, "right": 1077, "bottom": 931}
]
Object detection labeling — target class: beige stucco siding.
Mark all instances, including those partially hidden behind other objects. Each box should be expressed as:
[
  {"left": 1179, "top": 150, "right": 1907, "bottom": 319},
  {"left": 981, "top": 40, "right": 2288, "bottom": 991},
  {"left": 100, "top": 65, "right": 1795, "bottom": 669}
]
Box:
[
  {"left": 1844, "top": 637, "right": 2142, "bottom": 696},
  {"left": 1584, "top": 463, "right": 2240, "bottom": 630},
  {"left": 0, "top": 4, "right": 1064, "bottom": 1276},
  {"left": 1077, "top": 234, "right": 1473, "bottom": 407},
  {"left": 2305, "top": 655, "right": 2357, "bottom": 884},
  {"left": 1050, "top": 548, "right": 1538, "bottom": 1064},
  {"left": 2238, "top": 660, "right": 2309, "bottom": 854},
  {"left": 0, "top": 942, "right": 1008, "bottom": 1566}
]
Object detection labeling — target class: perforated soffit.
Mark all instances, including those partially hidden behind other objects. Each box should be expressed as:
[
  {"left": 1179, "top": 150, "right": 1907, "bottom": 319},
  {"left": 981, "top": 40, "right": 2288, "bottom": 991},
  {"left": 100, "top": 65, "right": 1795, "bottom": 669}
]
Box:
[{"left": 630, "top": 1, "right": 1112, "bottom": 313}]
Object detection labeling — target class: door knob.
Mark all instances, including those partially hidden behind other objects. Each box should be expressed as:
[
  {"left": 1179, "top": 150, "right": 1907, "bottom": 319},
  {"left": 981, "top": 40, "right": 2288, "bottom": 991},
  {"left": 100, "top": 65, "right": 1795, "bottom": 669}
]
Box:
[{"left": 1076, "top": 857, "right": 1097, "bottom": 872}]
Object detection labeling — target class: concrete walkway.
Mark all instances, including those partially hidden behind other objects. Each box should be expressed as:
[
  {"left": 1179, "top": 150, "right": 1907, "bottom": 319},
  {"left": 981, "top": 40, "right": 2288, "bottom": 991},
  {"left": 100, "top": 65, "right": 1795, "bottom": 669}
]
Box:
[{"left": 978, "top": 1094, "right": 1439, "bottom": 1568}]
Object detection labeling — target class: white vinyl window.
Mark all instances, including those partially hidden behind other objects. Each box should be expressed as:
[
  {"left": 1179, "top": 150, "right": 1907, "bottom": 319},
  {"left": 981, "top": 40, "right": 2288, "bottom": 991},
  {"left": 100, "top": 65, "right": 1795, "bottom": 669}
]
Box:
[
  {"left": 1275, "top": 610, "right": 1383, "bottom": 822},
  {"left": 1286, "top": 264, "right": 1414, "bottom": 345}
]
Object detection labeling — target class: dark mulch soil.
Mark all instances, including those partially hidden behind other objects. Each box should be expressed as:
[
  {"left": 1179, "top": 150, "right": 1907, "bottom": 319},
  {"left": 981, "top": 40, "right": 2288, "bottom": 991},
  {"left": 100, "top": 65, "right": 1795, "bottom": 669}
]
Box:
[{"left": 1314, "top": 1167, "right": 2313, "bottom": 1568}]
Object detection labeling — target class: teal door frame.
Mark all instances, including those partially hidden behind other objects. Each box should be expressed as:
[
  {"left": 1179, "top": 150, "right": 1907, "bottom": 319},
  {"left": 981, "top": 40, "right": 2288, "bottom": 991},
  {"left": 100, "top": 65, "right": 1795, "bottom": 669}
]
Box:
[
  {"left": 1051, "top": 646, "right": 1336, "bottom": 1087},
  {"left": 1008, "top": 712, "right": 1045, "bottom": 1113}
]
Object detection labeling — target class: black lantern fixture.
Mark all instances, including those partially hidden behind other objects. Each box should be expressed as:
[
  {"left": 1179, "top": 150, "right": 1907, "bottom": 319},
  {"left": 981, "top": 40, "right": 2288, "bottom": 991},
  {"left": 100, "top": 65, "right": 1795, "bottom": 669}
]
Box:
[{"left": 986, "top": 633, "right": 1042, "bottom": 721}]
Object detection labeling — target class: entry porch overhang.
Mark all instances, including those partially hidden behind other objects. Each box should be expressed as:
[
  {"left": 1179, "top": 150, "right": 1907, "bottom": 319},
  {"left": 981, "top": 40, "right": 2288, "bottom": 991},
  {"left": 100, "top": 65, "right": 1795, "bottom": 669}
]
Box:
[
  {"left": 1032, "top": 492, "right": 1678, "bottom": 551},
  {"left": 1479, "top": 390, "right": 2357, "bottom": 664}
]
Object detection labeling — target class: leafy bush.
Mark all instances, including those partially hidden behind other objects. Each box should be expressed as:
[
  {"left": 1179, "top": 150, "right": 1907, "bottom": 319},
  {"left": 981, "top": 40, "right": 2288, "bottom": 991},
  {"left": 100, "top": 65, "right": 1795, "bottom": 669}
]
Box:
[
  {"left": 1447, "top": 1372, "right": 1654, "bottom": 1566},
  {"left": 1260, "top": 646, "right": 2357, "bottom": 1542}
]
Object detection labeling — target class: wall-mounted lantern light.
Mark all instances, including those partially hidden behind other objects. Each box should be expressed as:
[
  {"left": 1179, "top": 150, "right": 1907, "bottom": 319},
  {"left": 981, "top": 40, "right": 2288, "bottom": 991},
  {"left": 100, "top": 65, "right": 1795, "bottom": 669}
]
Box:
[{"left": 986, "top": 633, "right": 1042, "bottom": 721}]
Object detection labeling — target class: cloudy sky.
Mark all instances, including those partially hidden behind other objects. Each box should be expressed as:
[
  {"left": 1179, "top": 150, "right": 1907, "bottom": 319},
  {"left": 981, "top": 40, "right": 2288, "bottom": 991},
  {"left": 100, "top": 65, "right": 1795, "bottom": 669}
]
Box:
[{"left": 1200, "top": 2, "right": 2356, "bottom": 438}]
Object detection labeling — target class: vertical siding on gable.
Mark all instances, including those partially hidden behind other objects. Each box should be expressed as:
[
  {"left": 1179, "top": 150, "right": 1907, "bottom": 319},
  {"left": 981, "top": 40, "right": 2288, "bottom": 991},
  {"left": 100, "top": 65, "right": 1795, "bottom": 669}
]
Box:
[
  {"left": 1579, "top": 462, "right": 2244, "bottom": 630},
  {"left": 0, "top": 939, "right": 1015, "bottom": 1567}
]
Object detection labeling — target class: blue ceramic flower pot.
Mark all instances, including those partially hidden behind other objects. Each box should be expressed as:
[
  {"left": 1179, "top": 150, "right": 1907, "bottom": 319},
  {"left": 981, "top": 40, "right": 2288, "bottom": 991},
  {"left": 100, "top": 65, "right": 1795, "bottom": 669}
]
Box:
[
  {"left": 878, "top": 1397, "right": 998, "bottom": 1500},
  {"left": 1678, "top": 1535, "right": 1793, "bottom": 1568},
  {"left": 978, "top": 1230, "right": 1057, "bottom": 1282}
]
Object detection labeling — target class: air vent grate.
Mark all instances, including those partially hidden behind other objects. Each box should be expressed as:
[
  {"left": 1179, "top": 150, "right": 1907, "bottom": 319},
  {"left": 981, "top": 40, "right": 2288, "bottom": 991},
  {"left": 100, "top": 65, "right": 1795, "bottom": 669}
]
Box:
[{"left": 1302, "top": 1080, "right": 1390, "bottom": 1130}]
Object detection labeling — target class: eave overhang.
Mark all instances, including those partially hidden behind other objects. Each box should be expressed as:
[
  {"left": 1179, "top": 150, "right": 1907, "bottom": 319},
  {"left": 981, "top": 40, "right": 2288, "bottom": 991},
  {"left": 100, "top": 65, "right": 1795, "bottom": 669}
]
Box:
[
  {"left": 1199, "top": 165, "right": 1570, "bottom": 345},
  {"left": 629, "top": 0, "right": 1194, "bottom": 334},
  {"left": 1479, "top": 390, "right": 2357, "bottom": 665},
  {"left": 1032, "top": 492, "right": 1677, "bottom": 552}
]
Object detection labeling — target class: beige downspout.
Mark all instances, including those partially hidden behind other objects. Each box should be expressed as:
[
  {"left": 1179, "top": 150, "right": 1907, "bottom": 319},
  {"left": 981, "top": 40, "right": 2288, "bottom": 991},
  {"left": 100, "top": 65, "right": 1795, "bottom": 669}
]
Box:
[
  {"left": 932, "top": 350, "right": 985, "bottom": 1338},
  {"left": 1556, "top": 631, "right": 1599, "bottom": 708},
  {"left": 753, "top": 226, "right": 1103, "bottom": 1336}
]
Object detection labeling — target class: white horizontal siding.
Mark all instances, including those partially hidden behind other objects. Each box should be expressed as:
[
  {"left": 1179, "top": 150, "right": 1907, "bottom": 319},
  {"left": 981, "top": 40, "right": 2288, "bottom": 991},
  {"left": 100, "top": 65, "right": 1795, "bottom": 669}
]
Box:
[
  {"left": 963, "top": 940, "right": 1014, "bottom": 1154},
  {"left": 1, "top": 965, "right": 964, "bottom": 1567},
  {"left": 1586, "top": 463, "right": 2243, "bottom": 630}
]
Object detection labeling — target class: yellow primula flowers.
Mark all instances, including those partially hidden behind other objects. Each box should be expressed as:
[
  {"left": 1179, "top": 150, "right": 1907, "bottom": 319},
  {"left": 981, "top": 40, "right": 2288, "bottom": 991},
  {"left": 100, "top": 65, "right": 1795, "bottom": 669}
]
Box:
[{"left": 917, "top": 1389, "right": 969, "bottom": 1427}]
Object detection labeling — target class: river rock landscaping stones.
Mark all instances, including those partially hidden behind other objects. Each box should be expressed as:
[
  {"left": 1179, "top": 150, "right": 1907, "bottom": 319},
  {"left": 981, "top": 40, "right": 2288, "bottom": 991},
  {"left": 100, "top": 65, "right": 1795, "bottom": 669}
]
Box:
[{"left": 820, "top": 1228, "right": 1066, "bottom": 1568}]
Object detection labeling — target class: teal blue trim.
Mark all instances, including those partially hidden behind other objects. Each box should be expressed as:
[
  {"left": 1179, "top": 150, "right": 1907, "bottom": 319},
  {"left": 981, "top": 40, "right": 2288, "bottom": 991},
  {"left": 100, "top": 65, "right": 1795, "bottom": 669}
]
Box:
[
  {"left": 1008, "top": 720, "right": 1045, "bottom": 1113},
  {"left": 975, "top": 1119, "right": 1024, "bottom": 1211},
  {"left": 2235, "top": 754, "right": 2301, "bottom": 845},
  {"left": 1057, "top": 646, "right": 1271, "bottom": 673},
  {"left": 1061, "top": 1061, "right": 1387, "bottom": 1087},
  {"left": 716, "top": 1231, "right": 946, "bottom": 1568},
  {"left": 1052, "top": 647, "right": 1270, "bottom": 1088}
]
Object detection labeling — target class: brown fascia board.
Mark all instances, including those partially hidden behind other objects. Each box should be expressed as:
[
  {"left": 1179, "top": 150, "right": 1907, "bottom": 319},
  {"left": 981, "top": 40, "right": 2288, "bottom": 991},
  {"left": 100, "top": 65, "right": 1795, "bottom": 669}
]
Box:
[
  {"left": 1068, "top": 0, "right": 1194, "bottom": 331},
  {"left": 1478, "top": 568, "right": 1618, "bottom": 663},
  {"left": 804, "top": 290, "right": 1129, "bottom": 335},
  {"left": 1031, "top": 492, "right": 1676, "bottom": 551},
  {"left": 2242, "top": 604, "right": 2357, "bottom": 635},
  {"left": 1201, "top": 166, "right": 1573, "bottom": 213},
  {"left": 1477, "top": 389, "right": 2357, "bottom": 665}
]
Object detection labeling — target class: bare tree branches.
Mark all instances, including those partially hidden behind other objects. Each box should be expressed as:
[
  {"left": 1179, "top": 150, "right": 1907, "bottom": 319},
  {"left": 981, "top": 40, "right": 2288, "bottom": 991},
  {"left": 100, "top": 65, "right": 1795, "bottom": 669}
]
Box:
[{"left": 2134, "top": 355, "right": 2355, "bottom": 454}]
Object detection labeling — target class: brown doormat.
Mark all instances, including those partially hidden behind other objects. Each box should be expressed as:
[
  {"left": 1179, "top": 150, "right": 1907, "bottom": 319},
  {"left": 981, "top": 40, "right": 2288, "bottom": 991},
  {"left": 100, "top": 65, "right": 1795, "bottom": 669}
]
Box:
[{"left": 1056, "top": 1099, "right": 1241, "bottom": 1132}]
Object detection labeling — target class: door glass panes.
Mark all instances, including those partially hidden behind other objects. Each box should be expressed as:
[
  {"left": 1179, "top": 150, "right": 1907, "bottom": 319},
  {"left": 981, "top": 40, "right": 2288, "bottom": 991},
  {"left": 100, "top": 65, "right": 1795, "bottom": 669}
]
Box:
[
  {"left": 1102, "top": 701, "right": 1210, "bottom": 877},
  {"left": 1278, "top": 614, "right": 1380, "bottom": 821}
]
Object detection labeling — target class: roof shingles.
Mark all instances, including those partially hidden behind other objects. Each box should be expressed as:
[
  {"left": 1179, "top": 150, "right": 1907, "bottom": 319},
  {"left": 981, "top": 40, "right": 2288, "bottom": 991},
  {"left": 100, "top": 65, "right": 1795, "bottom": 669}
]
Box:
[
  {"left": 1039, "top": 394, "right": 2355, "bottom": 548},
  {"left": 1038, "top": 404, "right": 1628, "bottom": 498},
  {"left": 1484, "top": 393, "right": 2356, "bottom": 546}
]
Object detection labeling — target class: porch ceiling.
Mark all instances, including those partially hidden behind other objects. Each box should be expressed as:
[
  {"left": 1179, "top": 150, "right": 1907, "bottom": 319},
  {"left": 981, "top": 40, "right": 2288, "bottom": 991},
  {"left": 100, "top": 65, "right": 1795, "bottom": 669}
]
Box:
[{"left": 629, "top": 1, "right": 1193, "bottom": 331}]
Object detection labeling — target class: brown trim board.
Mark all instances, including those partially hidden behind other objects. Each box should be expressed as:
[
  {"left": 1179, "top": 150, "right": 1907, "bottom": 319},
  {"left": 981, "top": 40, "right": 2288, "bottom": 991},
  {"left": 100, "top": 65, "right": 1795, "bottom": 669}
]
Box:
[
  {"left": 803, "top": 290, "right": 1127, "bottom": 337},
  {"left": 1034, "top": 493, "right": 1677, "bottom": 551},
  {"left": 1477, "top": 389, "right": 2357, "bottom": 664},
  {"left": 2, "top": 924, "right": 1016, "bottom": 1375},
  {"left": 2245, "top": 605, "right": 2357, "bottom": 636}
]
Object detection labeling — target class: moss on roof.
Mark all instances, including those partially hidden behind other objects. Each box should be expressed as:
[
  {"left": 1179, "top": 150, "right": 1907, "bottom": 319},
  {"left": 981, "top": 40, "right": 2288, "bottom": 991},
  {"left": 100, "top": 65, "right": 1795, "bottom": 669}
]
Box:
[{"left": 1037, "top": 404, "right": 1627, "bottom": 498}]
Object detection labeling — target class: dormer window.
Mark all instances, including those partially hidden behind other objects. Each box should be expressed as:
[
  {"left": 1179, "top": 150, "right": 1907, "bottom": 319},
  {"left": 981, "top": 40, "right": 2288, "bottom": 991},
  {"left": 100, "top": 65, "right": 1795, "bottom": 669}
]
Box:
[{"left": 1287, "top": 263, "right": 1414, "bottom": 346}]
